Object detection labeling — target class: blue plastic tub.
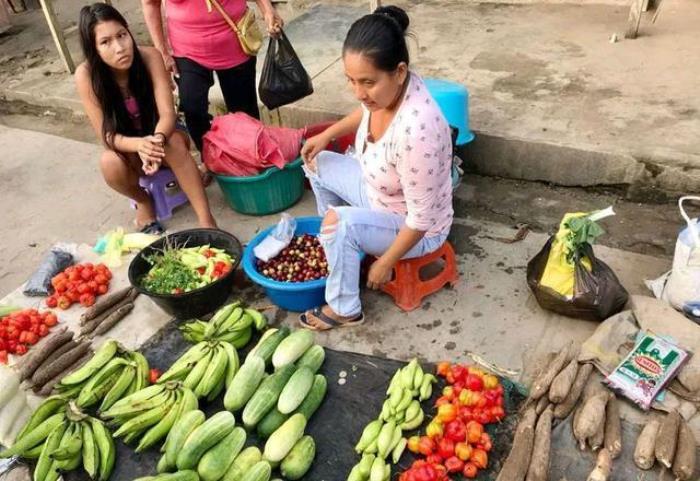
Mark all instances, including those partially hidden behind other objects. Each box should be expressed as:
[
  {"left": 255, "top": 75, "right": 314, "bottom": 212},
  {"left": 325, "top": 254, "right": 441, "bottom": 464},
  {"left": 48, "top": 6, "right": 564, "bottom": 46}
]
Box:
[
  {"left": 424, "top": 78, "right": 475, "bottom": 146},
  {"left": 243, "top": 217, "right": 327, "bottom": 312}
]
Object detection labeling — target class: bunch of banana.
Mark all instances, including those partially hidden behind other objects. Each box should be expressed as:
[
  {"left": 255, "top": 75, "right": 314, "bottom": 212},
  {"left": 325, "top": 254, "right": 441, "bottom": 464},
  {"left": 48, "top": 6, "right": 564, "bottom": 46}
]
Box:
[
  {"left": 100, "top": 381, "right": 198, "bottom": 453},
  {"left": 0, "top": 400, "right": 115, "bottom": 481},
  {"left": 53, "top": 339, "right": 150, "bottom": 412},
  {"left": 380, "top": 359, "right": 436, "bottom": 428},
  {"left": 179, "top": 301, "right": 267, "bottom": 347},
  {"left": 156, "top": 339, "right": 240, "bottom": 401},
  {"left": 347, "top": 360, "right": 436, "bottom": 481}
]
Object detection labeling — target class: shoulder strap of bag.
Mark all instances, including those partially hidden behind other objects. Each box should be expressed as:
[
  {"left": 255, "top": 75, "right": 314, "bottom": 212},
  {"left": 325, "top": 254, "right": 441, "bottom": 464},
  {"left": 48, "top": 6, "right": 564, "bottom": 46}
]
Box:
[{"left": 209, "top": 0, "right": 241, "bottom": 35}]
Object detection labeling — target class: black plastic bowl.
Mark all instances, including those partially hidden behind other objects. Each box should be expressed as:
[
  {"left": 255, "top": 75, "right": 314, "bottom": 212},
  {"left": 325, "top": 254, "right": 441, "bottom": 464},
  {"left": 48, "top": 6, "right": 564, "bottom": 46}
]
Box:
[{"left": 128, "top": 228, "right": 242, "bottom": 319}]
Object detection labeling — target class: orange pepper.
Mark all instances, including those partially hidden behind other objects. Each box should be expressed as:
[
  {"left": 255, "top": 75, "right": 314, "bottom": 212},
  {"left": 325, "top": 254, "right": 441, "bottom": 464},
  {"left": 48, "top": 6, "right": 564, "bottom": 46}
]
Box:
[
  {"left": 426, "top": 420, "right": 444, "bottom": 439},
  {"left": 483, "top": 374, "right": 499, "bottom": 390},
  {"left": 470, "top": 448, "right": 488, "bottom": 469},
  {"left": 454, "top": 442, "right": 472, "bottom": 462},
  {"left": 466, "top": 421, "right": 484, "bottom": 444},
  {"left": 437, "top": 403, "right": 458, "bottom": 423},
  {"left": 407, "top": 436, "right": 421, "bottom": 453},
  {"left": 436, "top": 361, "right": 451, "bottom": 377}
]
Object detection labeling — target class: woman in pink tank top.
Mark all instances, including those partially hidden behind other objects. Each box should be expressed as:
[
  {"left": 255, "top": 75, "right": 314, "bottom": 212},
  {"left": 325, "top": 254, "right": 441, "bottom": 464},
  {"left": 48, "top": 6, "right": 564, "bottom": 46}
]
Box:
[
  {"left": 75, "top": 3, "right": 217, "bottom": 233},
  {"left": 142, "top": 0, "right": 283, "bottom": 152}
]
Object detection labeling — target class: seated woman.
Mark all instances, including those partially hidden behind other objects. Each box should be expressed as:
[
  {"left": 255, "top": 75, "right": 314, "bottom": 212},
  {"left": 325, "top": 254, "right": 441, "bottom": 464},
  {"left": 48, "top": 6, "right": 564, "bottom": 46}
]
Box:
[
  {"left": 76, "top": 3, "right": 217, "bottom": 233},
  {"left": 300, "top": 5, "right": 453, "bottom": 330}
]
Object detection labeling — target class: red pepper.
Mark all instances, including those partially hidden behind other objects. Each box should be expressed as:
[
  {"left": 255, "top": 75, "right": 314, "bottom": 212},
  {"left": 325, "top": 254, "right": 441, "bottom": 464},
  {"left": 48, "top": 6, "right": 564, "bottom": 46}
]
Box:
[
  {"left": 466, "top": 421, "right": 484, "bottom": 444},
  {"left": 149, "top": 368, "right": 161, "bottom": 384},
  {"left": 437, "top": 437, "right": 455, "bottom": 459},
  {"left": 444, "top": 419, "right": 467, "bottom": 442},
  {"left": 465, "top": 373, "right": 484, "bottom": 391},
  {"left": 450, "top": 364, "right": 468, "bottom": 383},
  {"left": 444, "top": 456, "right": 465, "bottom": 474},
  {"left": 418, "top": 436, "right": 435, "bottom": 456},
  {"left": 425, "top": 454, "right": 443, "bottom": 466}
]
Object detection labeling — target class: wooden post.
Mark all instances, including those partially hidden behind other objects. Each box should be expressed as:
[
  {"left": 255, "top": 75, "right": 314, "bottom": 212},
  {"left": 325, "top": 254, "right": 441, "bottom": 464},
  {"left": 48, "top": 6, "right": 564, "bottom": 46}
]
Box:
[
  {"left": 370, "top": 0, "right": 380, "bottom": 12},
  {"left": 625, "top": 0, "right": 645, "bottom": 39},
  {"left": 38, "top": 0, "right": 74, "bottom": 73}
]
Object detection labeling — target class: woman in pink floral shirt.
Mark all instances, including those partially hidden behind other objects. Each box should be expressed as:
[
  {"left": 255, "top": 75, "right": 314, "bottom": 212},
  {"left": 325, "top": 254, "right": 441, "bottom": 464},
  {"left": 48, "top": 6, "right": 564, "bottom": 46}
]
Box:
[{"left": 300, "top": 5, "right": 453, "bottom": 329}]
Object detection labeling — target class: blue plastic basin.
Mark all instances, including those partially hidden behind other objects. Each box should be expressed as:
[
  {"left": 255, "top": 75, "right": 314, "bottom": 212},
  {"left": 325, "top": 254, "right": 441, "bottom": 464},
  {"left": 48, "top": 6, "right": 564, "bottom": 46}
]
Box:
[
  {"left": 243, "top": 217, "right": 327, "bottom": 312},
  {"left": 424, "top": 78, "right": 475, "bottom": 146}
]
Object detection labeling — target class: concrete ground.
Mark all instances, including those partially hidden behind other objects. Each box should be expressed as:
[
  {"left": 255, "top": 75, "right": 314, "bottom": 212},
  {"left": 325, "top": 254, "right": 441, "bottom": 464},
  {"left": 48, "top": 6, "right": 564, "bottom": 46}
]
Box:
[
  {"left": 0, "top": 0, "right": 699, "bottom": 194},
  {"left": 0, "top": 124, "right": 672, "bottom": 384}
]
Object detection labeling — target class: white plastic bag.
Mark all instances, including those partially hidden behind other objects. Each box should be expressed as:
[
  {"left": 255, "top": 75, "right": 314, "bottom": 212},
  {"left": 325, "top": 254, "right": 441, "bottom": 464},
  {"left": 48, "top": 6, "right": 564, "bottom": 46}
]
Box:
[
  {"left": 254, "top": 213, "right": 296, "bottom": 262},
  {"left": 647, "top": 196, "right": 700, "bottom": 309}
]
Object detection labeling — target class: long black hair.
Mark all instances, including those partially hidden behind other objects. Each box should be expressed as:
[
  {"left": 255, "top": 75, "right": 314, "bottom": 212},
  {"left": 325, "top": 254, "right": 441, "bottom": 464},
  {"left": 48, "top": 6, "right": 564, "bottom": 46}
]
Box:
[
  {"left": 79, "top": 3, "right": 157, "bottom": 148},
  {"left": 343, "top": 5, "right": 410, "bottom": 72}
]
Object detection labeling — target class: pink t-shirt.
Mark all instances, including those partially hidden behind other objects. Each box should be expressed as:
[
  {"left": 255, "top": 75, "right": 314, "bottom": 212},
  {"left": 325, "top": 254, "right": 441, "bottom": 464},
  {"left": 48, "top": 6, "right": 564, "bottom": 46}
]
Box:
[
  {"left": 355, "top": 73, "right": 454, "bottom": 238},
  {"left": 166, "top": 0, "right": 249, "bottom": 70}
]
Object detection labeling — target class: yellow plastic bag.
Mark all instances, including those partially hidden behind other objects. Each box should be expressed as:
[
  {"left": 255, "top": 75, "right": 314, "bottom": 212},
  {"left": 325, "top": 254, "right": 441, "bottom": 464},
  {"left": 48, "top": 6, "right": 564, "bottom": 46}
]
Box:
[
  {"left": 94, "top": 228, "right": 159, "bottom": 267},
  {"left": 540, "top": 213, "right": 592, "bottom": 297}
]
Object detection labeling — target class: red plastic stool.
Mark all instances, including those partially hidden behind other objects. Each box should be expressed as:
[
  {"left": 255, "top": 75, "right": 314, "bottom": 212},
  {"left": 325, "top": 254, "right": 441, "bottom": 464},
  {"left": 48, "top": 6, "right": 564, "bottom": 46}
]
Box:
[{"left": 381, "top": 242, "right": 459, "bottom": 311}]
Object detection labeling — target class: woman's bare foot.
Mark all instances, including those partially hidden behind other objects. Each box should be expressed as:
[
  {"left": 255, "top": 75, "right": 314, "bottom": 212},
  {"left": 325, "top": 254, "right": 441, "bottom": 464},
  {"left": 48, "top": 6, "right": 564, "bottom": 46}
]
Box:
[
  {"left": 134, "top": 198, "right": 157, "bottom": 229},
  {"left": 299, "top": 305, "right": 365, "bottom": 331}
]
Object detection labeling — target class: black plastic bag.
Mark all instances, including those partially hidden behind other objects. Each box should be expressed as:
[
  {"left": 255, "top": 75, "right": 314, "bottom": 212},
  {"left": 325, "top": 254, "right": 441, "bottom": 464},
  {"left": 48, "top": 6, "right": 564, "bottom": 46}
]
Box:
[
  {"left": 526, "top": 237, "right": 629, "bottom": 321},
  {"left": 258, "top": 31, "right": 313, "bottom": 110},
  {"left": 23, "top": 247, "right": 73, "bottom": 296}
]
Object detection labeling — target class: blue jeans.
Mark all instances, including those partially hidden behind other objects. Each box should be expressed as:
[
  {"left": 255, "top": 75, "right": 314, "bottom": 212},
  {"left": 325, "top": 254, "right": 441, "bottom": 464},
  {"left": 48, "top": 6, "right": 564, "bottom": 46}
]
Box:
[{"left": 305, "top": 151, "right": 448, "bottom": 317}]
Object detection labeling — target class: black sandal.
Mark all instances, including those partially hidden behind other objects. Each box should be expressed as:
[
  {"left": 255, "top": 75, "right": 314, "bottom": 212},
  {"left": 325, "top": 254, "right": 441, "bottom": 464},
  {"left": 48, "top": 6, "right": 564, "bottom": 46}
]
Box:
[
  {"left": 139, "top": 221, "right": 165, "bottom": 235},
  {"left": 299, "top": 307, "right": 365, "bottom": 331}
]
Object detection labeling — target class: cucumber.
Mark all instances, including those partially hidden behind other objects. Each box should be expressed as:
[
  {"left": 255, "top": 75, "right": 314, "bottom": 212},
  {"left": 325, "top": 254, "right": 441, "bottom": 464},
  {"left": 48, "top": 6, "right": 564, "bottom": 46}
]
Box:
[
  {"left": 242, "top": 364, "right": 295, "bottom": 429},
  {"left": 247, "top": 327, "right": 290, "bottom": 366},
  {"left": 278, "top": 367, "right": 314, "bottom": 414},
  {"left": 256, "top": 408, "right": 289, "bottom": 440},
  {"left": 295, "top": 375, "right": 327, "bottom": 421},
  {"left": 263, "top": 413, "right": 307, "bottom": 463},
  {"left": 280, "top": 436, "right": 315, "bottom": 480},
  {"left": 223, "top": 447, "right": 262, "bottom": 481},
  {"left": 241, "top": 461, "right": 271, "bottom": 481},
  {"left": 272, "top": 330, "right": 314, "bottom": 369},
  {"left": 295, "top": 345, "right": 325, "bottom": 373},
  {"left": 176, "top": 411, "right": 236, "bottom": 470},
  {"left": 197, "top": 427, "right": 246, "bottom": 481},
  {"left": 224, "top": 356, "right": 266, "bottom": 412}
]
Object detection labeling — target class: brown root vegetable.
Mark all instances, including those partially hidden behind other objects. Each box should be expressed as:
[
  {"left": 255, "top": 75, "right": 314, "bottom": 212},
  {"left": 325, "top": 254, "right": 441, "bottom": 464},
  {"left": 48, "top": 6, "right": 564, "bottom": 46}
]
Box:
[
  {"left": 30, "top": 339, "right": 79, "bottom": 383},
  {"left": 496, "top": 406, "right": 537, "bottom": 481},
  {"left": 92, "top": 302, "right": 134, "bottom": 336},
  {"left": 35, "top": 351, "right": 92, "bottom": 396},
  {"left": 528, "top": 341, "right": 574, "bottom": 401},
  {"left": 549, "top": 358, "right": 579, "bottom": 403},
  {"left": 656, "top": 411, "right": 681, "bottom": 468},
  {"left": 535, "top": 395, "right": 550, "bottom": 416},
  {"left": 672, "top": 419, "right": 696, "bottom": 480},
  {"left": 17, "top": 327, "right": 71, "bottom": 381},
  {"left": 80, "top": 286, "right": 133, "bottom": 323},
  {"left": 604, "top": 393, "right": 622, "bottom": 459},
  {"left": 586, "top": 449, "right": 612, "bottom": 481},
  {"left": 554, "top": 363, "right": 594, "bottom": 419},
  {"left": 576, "top": 393, "right": 609, "bottom": 444},
  {"left": 525, "top": 405, "right": 553, "bottom": 481},
  {"left": 573, "top": 405, "right": 587, "bottom": 450},
  {"left": 30, "top": 341, "right": 91, "bottom": 387},
  {"left": 635, "top": 419, "right": 660, "bottom": 470},
  {"left": 589, "top": 407, "right": 606, "bottom": 451}
]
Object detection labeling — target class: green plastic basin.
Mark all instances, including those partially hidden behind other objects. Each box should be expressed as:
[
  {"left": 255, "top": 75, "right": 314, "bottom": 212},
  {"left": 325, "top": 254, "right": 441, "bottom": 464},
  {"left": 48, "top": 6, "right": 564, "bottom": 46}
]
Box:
[{"left": 214, "top": 157, "right": 305, "bottom": 215}]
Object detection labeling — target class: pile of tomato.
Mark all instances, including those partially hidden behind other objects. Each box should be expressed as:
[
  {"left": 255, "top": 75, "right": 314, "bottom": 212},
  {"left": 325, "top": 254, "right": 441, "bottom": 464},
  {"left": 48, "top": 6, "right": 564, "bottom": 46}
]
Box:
[
  {"left": 46, "top": 263, "right": 112, "bottom": 309},
  {"left": 401, "top": 362, "right": 506, "bottom": 481},
  {"left": 0, "top": 309, "right": 59, "bottom": 364}
]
